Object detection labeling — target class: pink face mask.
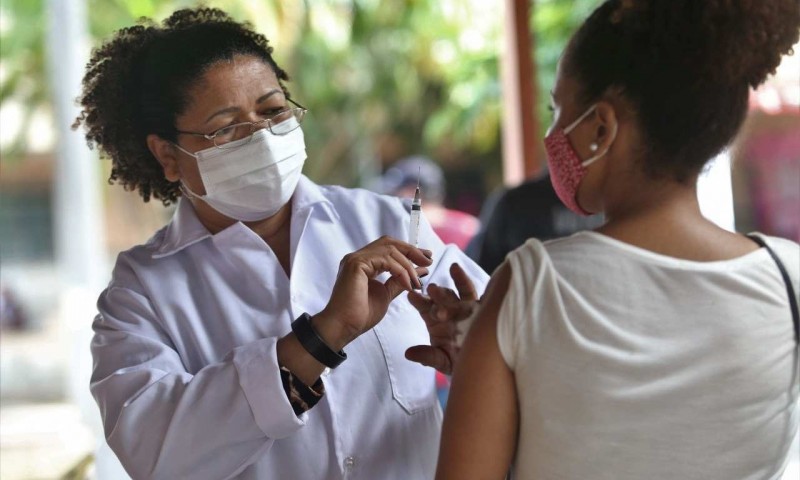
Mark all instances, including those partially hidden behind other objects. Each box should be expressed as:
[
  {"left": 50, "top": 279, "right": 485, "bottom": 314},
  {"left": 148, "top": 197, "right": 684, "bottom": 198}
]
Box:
[{"left": 544, "top": 104, "right": 615, "bottom": 216}]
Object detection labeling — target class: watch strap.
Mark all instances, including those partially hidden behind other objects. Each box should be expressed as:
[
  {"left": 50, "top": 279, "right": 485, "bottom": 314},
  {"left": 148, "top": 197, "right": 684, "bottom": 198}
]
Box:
[{"left": 291, "top": 312, "right": 347, "bottom": 368}]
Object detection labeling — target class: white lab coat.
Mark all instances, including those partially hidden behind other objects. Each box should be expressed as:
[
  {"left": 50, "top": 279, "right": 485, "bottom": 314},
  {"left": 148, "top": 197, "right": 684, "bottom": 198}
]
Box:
[{"left": 91, "top": 175, "right": 490, "bottom": 479}]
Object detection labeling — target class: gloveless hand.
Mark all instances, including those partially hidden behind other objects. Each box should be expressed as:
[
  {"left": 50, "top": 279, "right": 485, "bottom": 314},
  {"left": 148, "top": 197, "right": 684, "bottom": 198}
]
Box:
[
  {"left": 313, "top": 236, "right": 432, "bottom": 350},
  {"left": 405, "top": 262, "right": 479, "bottom": 375}
]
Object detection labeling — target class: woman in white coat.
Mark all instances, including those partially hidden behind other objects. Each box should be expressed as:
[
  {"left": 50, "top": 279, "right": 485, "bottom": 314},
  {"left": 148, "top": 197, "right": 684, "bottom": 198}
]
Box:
[{"left": 74, "top": 8, "right": 488, "bottom": 479}]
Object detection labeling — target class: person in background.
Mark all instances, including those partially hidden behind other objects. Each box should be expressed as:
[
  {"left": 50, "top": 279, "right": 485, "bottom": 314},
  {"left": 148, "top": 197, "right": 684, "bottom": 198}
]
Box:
[
  {"left": 466, "top": 173, "right": 603, "bottom": 274},
  {"left": 379, "top": 156, "right": 480, "bottom": 252},
  {"left": 0, "top": 286, "right": 28, "bottom": 330},
  {"left": 73, "top": 8, "right": 488, "bottom": 479},
  {"left": 435, "top": 0, "right": 800, "bottom": 478}
]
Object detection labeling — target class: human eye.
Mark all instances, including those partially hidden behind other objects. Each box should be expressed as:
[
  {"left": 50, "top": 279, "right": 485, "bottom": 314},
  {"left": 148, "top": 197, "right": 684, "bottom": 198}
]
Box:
[
  {"left": 260, "top": 106, "right": 287, "bottom": 118},
  {"left": 213, "top": 124, "right": 239, "bottom": 141}
]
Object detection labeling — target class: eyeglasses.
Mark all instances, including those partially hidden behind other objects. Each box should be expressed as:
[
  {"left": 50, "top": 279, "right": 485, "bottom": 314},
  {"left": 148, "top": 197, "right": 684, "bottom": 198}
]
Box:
[{"left": 175, "top": 98, "right": 307, "bottom": 149}]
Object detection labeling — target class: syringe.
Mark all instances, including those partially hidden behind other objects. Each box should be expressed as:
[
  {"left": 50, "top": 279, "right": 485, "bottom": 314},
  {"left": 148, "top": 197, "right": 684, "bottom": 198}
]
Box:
[{"left": 409, "top": 169, "right": 422, "bottom": 247}]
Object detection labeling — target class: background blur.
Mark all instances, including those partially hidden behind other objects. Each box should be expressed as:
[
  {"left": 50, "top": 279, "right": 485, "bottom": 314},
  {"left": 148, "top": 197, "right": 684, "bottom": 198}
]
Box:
[{"left": 0, "top": 0, "right": 798, "bottom": 478}]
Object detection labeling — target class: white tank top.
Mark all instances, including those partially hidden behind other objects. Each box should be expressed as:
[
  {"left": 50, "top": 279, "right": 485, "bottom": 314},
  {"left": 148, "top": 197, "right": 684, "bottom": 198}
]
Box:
[{"left": 497, "top": 232, "right": 799, "bottom": 480}]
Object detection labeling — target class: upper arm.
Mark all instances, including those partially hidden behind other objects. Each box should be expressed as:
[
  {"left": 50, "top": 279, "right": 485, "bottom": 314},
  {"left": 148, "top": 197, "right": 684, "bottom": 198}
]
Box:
[{"left": 436, "top": 261, "right": 518, "bottom": 480}]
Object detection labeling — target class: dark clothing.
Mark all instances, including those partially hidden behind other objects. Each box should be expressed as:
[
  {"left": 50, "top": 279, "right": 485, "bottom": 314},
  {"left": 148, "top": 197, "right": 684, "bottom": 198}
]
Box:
[{"left": 467, "top": 175, "right": 604, "bottom": 274}]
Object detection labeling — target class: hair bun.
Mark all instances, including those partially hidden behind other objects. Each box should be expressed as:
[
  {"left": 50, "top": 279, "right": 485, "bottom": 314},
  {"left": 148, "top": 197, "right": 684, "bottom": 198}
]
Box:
[{"left": 613, "top": 0, "right": 800, "bottom": 88}]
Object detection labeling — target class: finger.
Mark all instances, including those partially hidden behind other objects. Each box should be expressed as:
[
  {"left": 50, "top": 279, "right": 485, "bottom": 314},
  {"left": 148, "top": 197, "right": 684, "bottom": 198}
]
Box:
[
  {"left": 407, "top": 290, "right": 433, "bottom": 312},
  {"left": 371, "top": 254, "right": 414, "bottom": 292},
  {"left": 383, "top": 264, "right": 428, "bottom": 295},
  {"left": 430, "top": 303, "right": 470, "bottom": 325},
  {"left": 437, "top": 301, "right": 477, "bottom": 324},
  {"left": 427, "top": 284, "right": 461, "bottom": 308},
  {"left": 382, "top": 268, "right": 428, "bottom": 299},
  {"left": 383, "top": 275, "right": 409, "bottom": 300},
  {"left": 416, "top": 266, "right": 429, "bottom": 290},
  {"left": 389, "top": 247, "right": 422, "bottom": 289},
  {"left": 427, "top": 284, "right": 476, "bottom": 322},
  {"left": 425, "top": 284, "right": 459, "bottom": 322},
  {"left": 405, "top": 345, "right": 453, "bottom": 373},
  {"left": 381, "top": 259, "right": 421, "bottom": 298},
  {"left": 426, "top": 311, "right": 460, "bottom": 336},
  {"left": 374, "top": 236, "right": 433, "bottom": 267},
  {"left": 450, "top": 262, "right": 478, "bottom": 302},
  {"left": 431, "top": 304, "right": 450, "bottom": 323}
]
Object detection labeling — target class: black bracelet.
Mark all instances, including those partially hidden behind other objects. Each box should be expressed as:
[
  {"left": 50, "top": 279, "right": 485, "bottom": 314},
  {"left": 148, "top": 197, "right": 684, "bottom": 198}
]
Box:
[{"left": 291, "top": 313, "right": 347, "bottom": 369}]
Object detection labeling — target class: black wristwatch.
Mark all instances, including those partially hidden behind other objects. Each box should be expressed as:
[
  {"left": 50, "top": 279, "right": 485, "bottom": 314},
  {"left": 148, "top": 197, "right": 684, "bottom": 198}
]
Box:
[{"left": 291, "top": 313, "right": 347, "bottom": 369}]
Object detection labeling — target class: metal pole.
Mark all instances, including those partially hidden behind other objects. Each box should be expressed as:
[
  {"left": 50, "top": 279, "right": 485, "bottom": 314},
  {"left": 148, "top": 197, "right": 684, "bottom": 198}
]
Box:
[
  {"left": 47, "top": 0, "right": 107, "bottom": 292},
  {"left": 47, "top": 0, "right": 127, "bottom": 477}
]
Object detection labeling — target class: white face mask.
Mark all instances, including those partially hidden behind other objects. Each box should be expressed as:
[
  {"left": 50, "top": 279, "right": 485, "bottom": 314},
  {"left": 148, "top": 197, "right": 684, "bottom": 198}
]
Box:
[{"left": 175, "top": 122, "right": 307, "bottom": 222}]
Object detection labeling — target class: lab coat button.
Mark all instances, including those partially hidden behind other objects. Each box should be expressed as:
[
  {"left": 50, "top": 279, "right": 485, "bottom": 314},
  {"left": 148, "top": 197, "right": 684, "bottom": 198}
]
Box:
[{"left": 344, "top": 456, "right": 356, "bottom": 470}]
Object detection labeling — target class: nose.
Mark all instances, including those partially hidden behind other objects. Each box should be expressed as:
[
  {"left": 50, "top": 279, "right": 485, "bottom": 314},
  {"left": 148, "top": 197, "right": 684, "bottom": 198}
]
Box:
[{"left": 250, "top": 117, "right": 270, "bottom": 134}]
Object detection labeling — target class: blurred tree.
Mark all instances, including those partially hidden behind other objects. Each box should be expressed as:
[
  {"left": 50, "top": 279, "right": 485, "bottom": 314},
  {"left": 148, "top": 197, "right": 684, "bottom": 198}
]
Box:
[
  {"left": 0, "top": 0, "right": 597, "bottom": 188},
  {"left": 277, "top": 0, "right": 505, "bottom": 186},
  {"left": 532, "top": 0, "right": 601, "bottom": 137},
  {"left": 0, "top": 0, "right": 49, "bottom": 158}
]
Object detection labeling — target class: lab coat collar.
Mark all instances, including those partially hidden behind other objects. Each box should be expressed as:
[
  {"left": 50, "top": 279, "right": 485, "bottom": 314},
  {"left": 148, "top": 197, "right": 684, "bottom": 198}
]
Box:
[
  {"left": 292, "top": 175, "right": 338, "bottom": 221},
  {"left": 152, "top": 175, "right": 335, "bottom": 258}
]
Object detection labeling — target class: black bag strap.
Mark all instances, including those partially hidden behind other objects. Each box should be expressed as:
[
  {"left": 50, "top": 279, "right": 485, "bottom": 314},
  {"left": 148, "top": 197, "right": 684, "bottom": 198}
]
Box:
[{"left": 748, "top": 234, "right": 799, "bottom": 345}]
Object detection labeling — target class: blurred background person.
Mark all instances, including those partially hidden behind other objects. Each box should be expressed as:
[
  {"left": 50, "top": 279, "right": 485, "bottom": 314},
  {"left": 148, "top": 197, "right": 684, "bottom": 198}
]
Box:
[
  {"left": 466, "top": 172, "right": 603, "bottom": 274},
  {"left": 0, "top": 286, "right": 29, "bottom": 331}
]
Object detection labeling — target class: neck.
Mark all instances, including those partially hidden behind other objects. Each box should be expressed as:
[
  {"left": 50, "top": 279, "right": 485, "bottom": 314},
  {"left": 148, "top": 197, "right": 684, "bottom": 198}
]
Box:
[
  {"left": 595, "top": 175, "right": 754, "bottom": 261},
  {"left": 602, "top": 176, "right": 701, "bottom": 227},
  {"left": 246, "top": 201, "right": 293, "bottom": 239}
]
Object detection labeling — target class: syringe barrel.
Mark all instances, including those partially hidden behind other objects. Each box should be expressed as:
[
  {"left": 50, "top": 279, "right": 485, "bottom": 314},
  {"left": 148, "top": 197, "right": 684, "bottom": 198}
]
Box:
[{"left": 409, "top": 208, "right": 421, "bottom": 246}]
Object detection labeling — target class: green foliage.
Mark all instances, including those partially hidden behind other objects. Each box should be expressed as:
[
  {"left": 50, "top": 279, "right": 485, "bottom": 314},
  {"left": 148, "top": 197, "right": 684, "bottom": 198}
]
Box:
[
  {"left": 1, "top": 0, "right": 599, "bottom": 188},
  {"left": 277, "top": 0, "right": 505, "bottom": 186},
  {"left": 533, "top": 0, "right": 602, "bottom": 135},
  {"left": 0, "top": 0, "right": 48, "bottom": 159}
]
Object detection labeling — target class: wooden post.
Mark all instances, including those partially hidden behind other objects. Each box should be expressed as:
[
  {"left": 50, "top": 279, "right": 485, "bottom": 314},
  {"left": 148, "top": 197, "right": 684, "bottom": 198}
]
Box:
[{"left": 501, "top": 0, "right": 540, "bottom": 186}]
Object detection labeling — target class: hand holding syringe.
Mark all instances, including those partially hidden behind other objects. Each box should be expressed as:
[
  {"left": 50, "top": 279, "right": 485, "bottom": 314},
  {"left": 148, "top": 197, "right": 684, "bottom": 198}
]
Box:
[{"left": 403, "top": 167, "right": 482, "bottom": 371}]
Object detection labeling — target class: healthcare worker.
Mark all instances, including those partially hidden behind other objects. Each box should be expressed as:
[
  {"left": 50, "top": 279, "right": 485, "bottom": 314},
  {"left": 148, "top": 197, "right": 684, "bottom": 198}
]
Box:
[{"left": 74, "top": 8, "right": 488, "bottom": 479}]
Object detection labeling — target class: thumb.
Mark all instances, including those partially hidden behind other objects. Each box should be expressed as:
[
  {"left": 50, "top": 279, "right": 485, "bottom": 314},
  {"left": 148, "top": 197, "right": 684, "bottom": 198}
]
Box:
[
  {"left": 383, "top": 266, "right": 429, "bottom": 300},
  {"left": 405, "top": 345, "right": 453, "bottom": 373},
  {"left": 382, "top": 275, "right": 410, "bottom": 300}
]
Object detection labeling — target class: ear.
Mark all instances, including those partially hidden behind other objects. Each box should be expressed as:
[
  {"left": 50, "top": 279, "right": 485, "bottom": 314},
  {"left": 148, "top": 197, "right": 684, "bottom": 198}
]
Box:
[
  {"left": 592, "top": 101, "right": 619, "bottom": 153},
  {"left": 146, "top": 134, "right": 182, "bottom": 182}
]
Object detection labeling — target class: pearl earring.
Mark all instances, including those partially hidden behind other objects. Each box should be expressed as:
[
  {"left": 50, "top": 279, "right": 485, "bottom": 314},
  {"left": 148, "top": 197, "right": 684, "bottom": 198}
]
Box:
[{"left": 590, "top": 143, "right": 599, "bottom": 152}]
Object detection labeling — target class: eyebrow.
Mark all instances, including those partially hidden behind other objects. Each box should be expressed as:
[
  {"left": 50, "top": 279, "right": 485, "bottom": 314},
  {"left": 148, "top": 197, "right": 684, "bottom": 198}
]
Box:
[{"left": 204, "top": 89, "right": 284, "bottom": 124}]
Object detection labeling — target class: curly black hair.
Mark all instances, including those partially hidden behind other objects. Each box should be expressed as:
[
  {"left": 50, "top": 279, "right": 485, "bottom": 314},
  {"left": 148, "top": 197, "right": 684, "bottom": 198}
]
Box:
[
  {"left": 73, "top": 7, "right": 291, "bottom": 205},
  {"left": 563, "top": 0, "right": 800, "bottom": 182}
]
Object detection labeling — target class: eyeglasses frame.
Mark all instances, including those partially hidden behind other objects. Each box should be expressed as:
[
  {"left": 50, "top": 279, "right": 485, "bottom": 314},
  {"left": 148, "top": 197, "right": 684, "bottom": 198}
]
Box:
[{"left": 174, "top": 97, "right": 307, "bottom": 148}]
